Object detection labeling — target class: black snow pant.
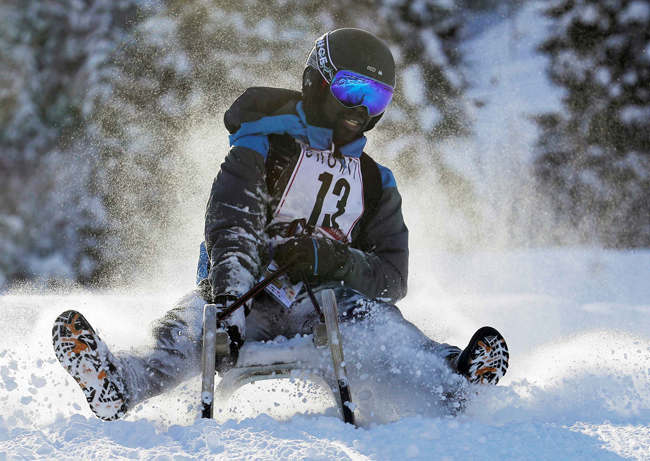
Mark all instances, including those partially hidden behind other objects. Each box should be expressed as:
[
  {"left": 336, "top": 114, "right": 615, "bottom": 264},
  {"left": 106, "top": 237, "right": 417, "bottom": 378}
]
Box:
[{"left": 118, "top": 286, "right": 464, "bottom": 419}]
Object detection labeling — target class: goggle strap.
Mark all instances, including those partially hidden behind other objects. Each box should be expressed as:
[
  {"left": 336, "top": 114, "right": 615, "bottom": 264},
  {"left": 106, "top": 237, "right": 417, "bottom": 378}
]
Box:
[{"left": 314, "top": 32, "right": 338, "bottom": 83}]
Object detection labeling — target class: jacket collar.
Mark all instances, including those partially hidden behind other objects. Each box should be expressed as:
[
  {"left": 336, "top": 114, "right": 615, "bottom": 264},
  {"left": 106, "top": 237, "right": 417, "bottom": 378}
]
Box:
[
  {"left": 229, "top": 100, "right": 367, "bottom": 158},
  {"left": 295, "top": 102, "right": 366, "bottom": 158}
]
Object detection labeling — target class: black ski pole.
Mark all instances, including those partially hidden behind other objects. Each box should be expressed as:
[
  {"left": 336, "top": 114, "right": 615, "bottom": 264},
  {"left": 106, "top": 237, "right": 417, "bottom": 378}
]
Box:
[
  {"left": 215, "top": 263, "right": 291, "bottom": 321},
  {"left": 302, "top": 276, "right": 324, "bottom": 322}
]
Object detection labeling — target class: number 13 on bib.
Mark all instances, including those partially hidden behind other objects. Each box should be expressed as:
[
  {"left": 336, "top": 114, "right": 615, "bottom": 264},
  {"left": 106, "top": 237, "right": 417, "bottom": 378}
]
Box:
[{"left": 273, "top": 145, "right": 364, "bottom": 242}]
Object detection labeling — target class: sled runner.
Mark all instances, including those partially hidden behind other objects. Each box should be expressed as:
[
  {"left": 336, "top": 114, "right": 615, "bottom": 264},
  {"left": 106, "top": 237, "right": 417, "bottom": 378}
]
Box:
[{"left": 200, "top": 288, "right": 356, "bottom": 425}]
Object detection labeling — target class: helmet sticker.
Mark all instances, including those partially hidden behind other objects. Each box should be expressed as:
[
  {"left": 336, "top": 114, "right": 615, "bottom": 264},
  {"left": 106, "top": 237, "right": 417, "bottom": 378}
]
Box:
[{"left": 315, "top": 33, "right": 337, "bottom": 83}]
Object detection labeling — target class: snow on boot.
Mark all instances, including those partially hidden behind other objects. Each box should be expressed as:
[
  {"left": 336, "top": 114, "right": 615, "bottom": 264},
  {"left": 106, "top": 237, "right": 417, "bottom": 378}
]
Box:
[
  {"left": 454, "top": 326, "right": 509, "bottom": 385},
  {"left": 52, "top": 310, "right": 129, "bottom": 421}
]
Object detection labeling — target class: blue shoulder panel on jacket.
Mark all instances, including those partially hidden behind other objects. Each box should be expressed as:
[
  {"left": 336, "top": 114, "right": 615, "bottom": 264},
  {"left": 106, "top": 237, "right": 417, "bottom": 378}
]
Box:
[
  {"left": 231, "top": 135, "right": 270, "bottom": 159},
  {"left": 229, "top": 112, "right": 305, "bottom": 159},
  {"left": 233, "top": 113, "right": 305, "bottom": 140},
  {"left": 228, "top": 100, "right": 368, "bottom": 159},
  {"left": 377, "top": 164, "right": 397, "bottom": 189}
]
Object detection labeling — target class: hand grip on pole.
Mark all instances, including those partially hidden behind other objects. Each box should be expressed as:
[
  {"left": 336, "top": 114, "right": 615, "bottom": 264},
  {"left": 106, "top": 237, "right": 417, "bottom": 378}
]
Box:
[{"left": 215, "top": 262, "right": 291, "bottom": 321}]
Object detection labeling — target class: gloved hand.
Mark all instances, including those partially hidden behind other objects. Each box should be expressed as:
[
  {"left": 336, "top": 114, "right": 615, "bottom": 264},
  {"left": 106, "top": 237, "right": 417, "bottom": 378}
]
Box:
[
  {"left": 273, "top": 236, "right": 348, "bottom": 283},
  {"left": 213, "top": 295, "right": 245, "bottom": 372}
]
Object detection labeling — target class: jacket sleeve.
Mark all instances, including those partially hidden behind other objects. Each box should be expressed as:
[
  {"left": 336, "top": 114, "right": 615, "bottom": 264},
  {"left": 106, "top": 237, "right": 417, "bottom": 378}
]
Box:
[
  {"left": 205, "top": 141, "right": 268, "bottom": 300},
  {"left": 338, "top": 184, "right": 409, "bottom": 303}
]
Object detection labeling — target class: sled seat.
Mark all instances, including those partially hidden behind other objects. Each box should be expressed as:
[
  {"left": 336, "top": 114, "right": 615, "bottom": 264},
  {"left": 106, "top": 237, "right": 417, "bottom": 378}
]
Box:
[{"left": 201, "top": 289, "right": 354, "bottom": 424}]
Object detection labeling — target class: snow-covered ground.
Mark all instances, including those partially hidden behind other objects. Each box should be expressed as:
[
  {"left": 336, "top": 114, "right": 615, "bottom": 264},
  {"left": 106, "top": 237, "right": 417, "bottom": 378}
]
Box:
[
  {"left": 2, "top": 3, "right": 648, "bottom": 460},
  {"left": 1, "top": 248, "right": 649, "bottom": 460}
]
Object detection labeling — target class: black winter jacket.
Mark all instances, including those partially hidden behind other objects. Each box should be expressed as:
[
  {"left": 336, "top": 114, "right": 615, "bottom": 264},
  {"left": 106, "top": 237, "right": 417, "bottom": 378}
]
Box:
[{"left": 203, "top": 87, "right": 408, "bottom": 303}]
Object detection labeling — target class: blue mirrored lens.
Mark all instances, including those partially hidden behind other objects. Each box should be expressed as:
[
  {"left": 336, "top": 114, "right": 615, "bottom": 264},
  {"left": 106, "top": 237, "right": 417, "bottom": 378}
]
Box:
[{"left": 330, "top": 70, "right": 394, "bottom": 116}]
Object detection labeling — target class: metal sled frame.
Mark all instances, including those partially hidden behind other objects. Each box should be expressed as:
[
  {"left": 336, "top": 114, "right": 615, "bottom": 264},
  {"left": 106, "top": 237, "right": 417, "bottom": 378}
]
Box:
[
  {"left": 215, "top": 363, "right": 341, "bottom": 415},
  {"left": 200, "top": 289, "right": 355, "bottom": 424}
]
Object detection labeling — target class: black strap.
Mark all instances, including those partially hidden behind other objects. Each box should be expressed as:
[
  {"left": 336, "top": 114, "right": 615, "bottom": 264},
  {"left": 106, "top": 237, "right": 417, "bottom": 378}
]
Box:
[
  {"left": 360, "top": 152, "right": 382, "bottom": 223},
  {"left": 216, "top": 263, "right": 291, "bottom": 321},
  {"left": 303, "top": 277, "right": 325, "bottom": 322}
]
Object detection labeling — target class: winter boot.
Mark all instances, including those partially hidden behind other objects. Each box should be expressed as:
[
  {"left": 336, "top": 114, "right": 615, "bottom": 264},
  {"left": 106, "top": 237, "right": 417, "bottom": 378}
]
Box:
[
  {"left": 52, "top": 310, "right": 129, "bottom": 421},
  {"left": 453, "top": 326, "right": 509, "bottom": 385}
]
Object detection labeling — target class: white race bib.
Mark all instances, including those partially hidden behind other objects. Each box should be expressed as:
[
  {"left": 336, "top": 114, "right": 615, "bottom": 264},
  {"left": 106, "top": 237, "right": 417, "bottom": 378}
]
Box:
[{"left": 273, "top": 144, "right": 364, "bottom": 242}]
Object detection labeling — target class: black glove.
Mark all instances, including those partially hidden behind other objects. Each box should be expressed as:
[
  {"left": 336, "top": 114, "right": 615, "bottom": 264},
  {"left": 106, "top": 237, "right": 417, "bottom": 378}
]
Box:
[{"left": 273, "top": 236, "right": 348, "bottom": 283}]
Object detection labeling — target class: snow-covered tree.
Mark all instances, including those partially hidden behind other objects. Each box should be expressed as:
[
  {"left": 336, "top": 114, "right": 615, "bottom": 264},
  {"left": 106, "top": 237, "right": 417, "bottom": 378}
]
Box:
[
  {"left": 0, "top": 0, "right": 140, "bottom": 286},
  {"left": 535, "top": 0, "right": 650, "bottom": 247},
  {"left": 380, "top": 0, "right": 468, "bottom": 138},
  {"left": 374, "top": 0, "right": 480, "bottom": 248}
]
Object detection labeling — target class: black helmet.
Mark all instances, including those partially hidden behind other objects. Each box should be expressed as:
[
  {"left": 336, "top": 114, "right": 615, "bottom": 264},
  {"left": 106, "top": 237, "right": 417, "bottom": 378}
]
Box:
[{"left": 302, "top": 28, "right": 395, "bottom": 131}]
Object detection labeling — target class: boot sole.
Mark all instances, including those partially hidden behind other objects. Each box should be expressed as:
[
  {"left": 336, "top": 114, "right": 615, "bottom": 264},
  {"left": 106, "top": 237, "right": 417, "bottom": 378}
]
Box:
[
  {"left": 52, "top": 310, "right": 128, "bottom": 421},
  {"left": 459, "top": 326, "right": 509, "bottom": 385},
  {"left": 469, "top": 330, "right": 510, "bottom": 384}
]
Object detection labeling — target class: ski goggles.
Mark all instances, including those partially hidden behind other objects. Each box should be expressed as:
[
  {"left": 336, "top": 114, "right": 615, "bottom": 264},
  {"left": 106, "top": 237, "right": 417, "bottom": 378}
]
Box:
[{"left": 329, "top": 70, "right": 394, "bottom": 117}]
